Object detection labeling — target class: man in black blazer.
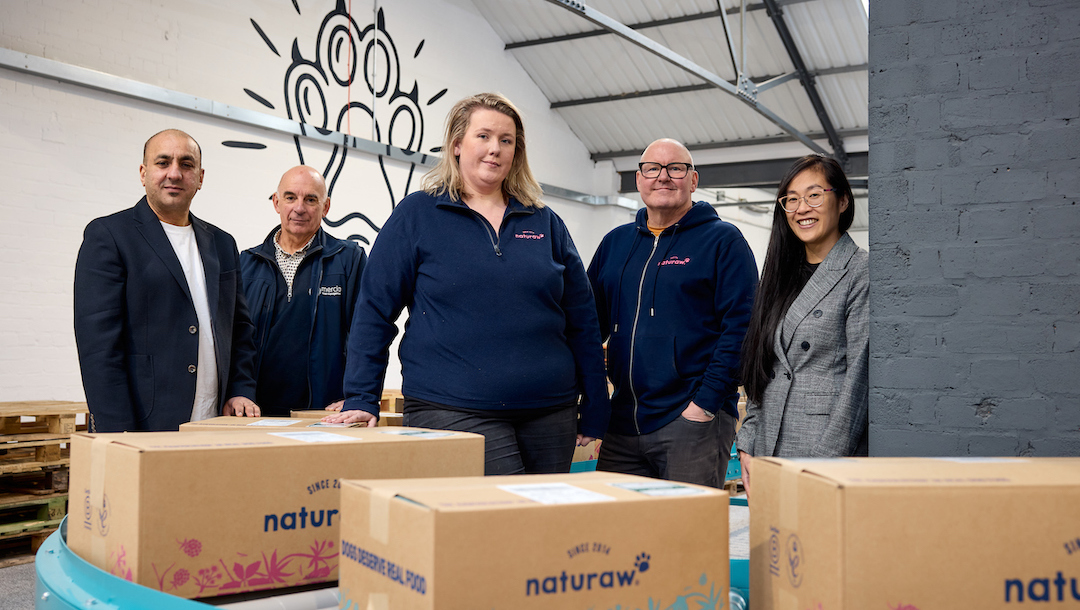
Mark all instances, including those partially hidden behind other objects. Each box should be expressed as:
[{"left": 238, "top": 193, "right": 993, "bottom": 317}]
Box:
[{"left": 74, "top": 129, "right": 260, "bottom": 432}]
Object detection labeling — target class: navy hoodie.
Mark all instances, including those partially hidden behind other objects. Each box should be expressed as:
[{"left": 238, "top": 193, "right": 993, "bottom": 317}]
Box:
[
  {"left": 587, "top": 201, "right": 757, "bottom": 436},
  {"left": 342, "top": 190, "right": 610, "bottom": 439}
]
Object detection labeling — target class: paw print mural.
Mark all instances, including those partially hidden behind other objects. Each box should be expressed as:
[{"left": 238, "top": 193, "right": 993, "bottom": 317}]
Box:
[{"left": 234, "top": 1, "right": 447, "bottom": 245}]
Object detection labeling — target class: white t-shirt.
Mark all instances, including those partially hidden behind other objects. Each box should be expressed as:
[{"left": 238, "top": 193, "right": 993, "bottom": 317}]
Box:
[{"left": 160, "top": 221, "right": 219, "bottom": 422}]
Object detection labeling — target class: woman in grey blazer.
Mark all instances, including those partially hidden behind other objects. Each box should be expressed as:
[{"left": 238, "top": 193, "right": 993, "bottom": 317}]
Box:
[{"left": 735, "top": 155, "right": 869, "bottom": 495}]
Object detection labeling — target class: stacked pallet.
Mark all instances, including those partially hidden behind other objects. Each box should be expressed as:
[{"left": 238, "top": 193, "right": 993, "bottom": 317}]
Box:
[{"left": 0, "top": 401, "right": 87, "bottom": 567}]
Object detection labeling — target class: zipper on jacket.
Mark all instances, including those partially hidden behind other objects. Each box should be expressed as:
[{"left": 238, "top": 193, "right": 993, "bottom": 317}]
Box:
[
  {"left": 307, "top": 262, "right": 323, "bottom": 409},
  {"left": 627, "top": 232, "right": 662, "bottom": 435},
  {"left": 473, "top": 212, "right": 503, "bottom": 256}
]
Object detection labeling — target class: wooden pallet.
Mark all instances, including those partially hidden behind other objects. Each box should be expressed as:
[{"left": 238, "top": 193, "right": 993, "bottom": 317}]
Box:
[
  {"left": 0, "top": 467, "right": 68, "bottom": 495},
  {"left": 0, "top": 491, "right": 66, "bottom": 565},
  {"left": 0, "top": 492, "right": 67, "bottom": 528},
  {"left": 724, "top": 479, "right": 745, "bottom": 496},
  {"left": 0, "top": 401, "right": 88, "bottom": 436},
  {"left": 0, "top": 435, "right": 71, "bottom": 475},
  {"left": 0, "top": 526, "right": 58, "bottom": 568}
]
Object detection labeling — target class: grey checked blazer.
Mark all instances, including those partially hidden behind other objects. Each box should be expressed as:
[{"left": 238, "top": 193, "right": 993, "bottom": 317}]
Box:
[{"left": 736, "top": 233, "right": 869, "bottom": 457}]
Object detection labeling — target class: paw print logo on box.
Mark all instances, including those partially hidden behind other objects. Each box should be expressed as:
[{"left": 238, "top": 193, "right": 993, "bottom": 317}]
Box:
[{"left": 235, "top": 1, "right": 447, "bottom": 246}]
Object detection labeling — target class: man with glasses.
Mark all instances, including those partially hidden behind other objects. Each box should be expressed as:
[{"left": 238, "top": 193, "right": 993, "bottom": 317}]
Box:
[{"left": 587, "top": 138, "right": 758, "bottom": 487}]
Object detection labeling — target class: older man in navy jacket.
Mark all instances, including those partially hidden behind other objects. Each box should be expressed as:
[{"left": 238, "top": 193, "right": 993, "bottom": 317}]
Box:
[
  {"left": 74, "top": 129, "right": 259, "bottom": 432},
  {"left": 240, "top": 166, "right": 366, "bottom": 415}
]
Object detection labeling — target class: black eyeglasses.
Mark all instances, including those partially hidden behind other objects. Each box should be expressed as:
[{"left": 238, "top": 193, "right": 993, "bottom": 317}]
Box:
[{"left": 638, "top": 162, "right": 694, "bottom": 179}]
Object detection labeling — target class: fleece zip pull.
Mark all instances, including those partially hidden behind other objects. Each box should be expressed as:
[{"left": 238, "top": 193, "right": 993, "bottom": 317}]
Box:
[{"left": 477, "top": 213, "right": 503, "bottom": 256}]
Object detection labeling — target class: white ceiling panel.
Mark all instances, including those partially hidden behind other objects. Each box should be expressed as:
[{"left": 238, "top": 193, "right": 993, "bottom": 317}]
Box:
[{"left": 470, "top": 0, "right": 869, "bottom": 179}]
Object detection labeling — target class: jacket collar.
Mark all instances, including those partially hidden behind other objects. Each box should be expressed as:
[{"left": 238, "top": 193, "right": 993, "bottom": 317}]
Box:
[
  {"left": 433, "top": 191, "right": 536, "bottom": 217},
  {"left": 821, "top": 232, "right": 859, "bottom": 271},
  {"left": 777, "top": 233, "right": 859, "bottom": 357},
  {"left": 252, "top": 226, "right": 339, "bottom": 259},
  {"left": 634, "top": 200, "right": 717, "bottom": 235}
]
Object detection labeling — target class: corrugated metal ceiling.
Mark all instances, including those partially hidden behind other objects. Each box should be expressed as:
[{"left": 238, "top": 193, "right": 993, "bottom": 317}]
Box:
[{"left": 470, "top": 0, "right": 869, "bottom": 178}]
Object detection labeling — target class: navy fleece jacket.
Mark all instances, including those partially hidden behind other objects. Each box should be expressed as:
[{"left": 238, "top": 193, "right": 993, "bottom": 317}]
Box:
[
  {"left": 342, "top": 190, "right": 610, "bottom": 439},
  {"left": 587, "top": 201, "right": 757, "bottom": 436},
  {"left": 240, "top": 227, "right": 366, "bottom": 413}
]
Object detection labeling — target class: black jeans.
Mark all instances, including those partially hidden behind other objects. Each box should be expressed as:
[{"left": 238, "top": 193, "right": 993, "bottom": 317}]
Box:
[
  {"left": 403, "top": 397, "right": 578, "bottom": 475},
  {"left": 597, "top": 410, "right": 737, "bottom": 488}
]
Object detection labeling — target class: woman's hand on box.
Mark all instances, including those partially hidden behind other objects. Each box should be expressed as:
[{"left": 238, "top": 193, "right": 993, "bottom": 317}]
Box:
[{"left": 321, "top": 409, "right": 377, "bottom": 427}]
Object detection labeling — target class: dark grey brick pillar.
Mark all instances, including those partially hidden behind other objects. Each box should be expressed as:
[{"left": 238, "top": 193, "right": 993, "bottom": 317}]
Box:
[{"left": 868, "top": 0, "right": 1080, "bottom": 456}]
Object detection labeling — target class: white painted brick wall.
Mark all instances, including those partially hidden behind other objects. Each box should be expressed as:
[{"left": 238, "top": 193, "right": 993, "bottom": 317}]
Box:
[{"left": 0, "top": 0, "right": 634, "bottom": 402}]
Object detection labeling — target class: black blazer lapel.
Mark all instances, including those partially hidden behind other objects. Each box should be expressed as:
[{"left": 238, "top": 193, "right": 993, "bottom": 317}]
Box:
[
  {"left": 133, "top": 197, "right": 193, "bottom": 303},
  {"left": 191, "top": 214, "right": 220, "bottom": 319}
]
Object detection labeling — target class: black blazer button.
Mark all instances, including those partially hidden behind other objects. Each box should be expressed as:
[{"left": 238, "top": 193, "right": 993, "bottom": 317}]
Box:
[
  {"left": 813, "top": 309, "right": 823, "bottom": 318},
  {"left": 801, "top": 341, "right": 810, "bottom": 351},
  {"left": 188, "top": 365, "right": 197, "bottom": 374}
]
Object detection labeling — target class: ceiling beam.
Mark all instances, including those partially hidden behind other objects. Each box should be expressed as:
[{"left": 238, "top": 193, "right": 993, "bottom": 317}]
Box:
[
  {"left": 550, "top": 63, "right": 867, "bottom": 109},
  {"left": 618, "top": 152, "right": 868, "bottom": 192},
  {"left": 762, "top": 0, "right": 849, "bottom": 168},
  {"left": 505, "top": 0, "right": 815, "bottom": 50},
  {"left": 543, "top": 0, "right": 828, "bottom": 155},
  {"left": 591, "top": 128, "right": 867, "bottom": 161}
]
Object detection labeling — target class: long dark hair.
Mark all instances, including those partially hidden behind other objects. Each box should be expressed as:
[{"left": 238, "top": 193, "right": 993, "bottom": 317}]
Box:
[{"left": 740, "top": 154, "right": 855, "bottom": 404}]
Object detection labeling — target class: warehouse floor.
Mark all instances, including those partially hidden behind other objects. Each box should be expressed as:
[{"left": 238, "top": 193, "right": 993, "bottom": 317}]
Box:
[{"left": 0, "top": 562, "right": 35, "bottom": 610}]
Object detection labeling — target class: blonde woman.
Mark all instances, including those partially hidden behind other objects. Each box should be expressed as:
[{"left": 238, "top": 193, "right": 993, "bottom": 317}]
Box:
[{"left": 324, "top": 93, "right": 609, "bottom": 474}]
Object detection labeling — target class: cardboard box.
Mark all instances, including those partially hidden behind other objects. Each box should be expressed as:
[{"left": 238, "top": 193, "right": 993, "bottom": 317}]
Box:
[
  {"left": 750, "top": 457, "right": 1080, "bottom": 609},
  {"left": 291, "top": 410, "right": 333, "bottom": 419},
  {"left": 572, "top": 439, "right": 602, "bottom": 463},
  {"left": 289, "top": 411, "right": 404, "bottom": 426},
  {"left": 180, "top": 416, "right": 325, "bottom": 430},
  {"left": 183, "top": 414, "right": 402, "bottom": 428},
  {"left": 291, "top": 410, "right": 335, "bottom": 419},
  {"left": 339, "top": 471, "right": 729, "bottom": 609},
  {"left": 68, "top": 428, "right": 483, "bottom": 599}
]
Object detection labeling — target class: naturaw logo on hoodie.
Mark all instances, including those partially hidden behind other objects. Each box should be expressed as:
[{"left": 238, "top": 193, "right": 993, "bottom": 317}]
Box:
[{"left": 658, "top": 256, "right": 690, "bottom": 267}]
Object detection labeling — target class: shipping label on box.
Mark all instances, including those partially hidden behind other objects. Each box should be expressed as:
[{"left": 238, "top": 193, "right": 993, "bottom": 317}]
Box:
[
  {"left": 68, "top": 428, "right": 483, "bottom": 599},
  {"left": 750, "top": 457, "right": 1080, "bottom": 610},
  {"left": 339, "top": 471, "right": 730, "bottom": 609}
]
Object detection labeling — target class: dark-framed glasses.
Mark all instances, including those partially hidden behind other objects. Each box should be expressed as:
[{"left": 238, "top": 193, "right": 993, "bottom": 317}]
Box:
[
  {"left": 778, "top": 188, "right": 836, "bottom": 213},
  {"left": 639, "top": 162, "right": 694, "bottom": 179}
]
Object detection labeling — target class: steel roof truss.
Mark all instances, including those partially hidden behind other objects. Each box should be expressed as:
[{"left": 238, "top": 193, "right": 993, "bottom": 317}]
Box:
[
  {"left": 543, "top": 0, "right": 828, "bottom": 156},
  {"left": 761, "top": 0, "right": 849, "bottom": 166}
]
